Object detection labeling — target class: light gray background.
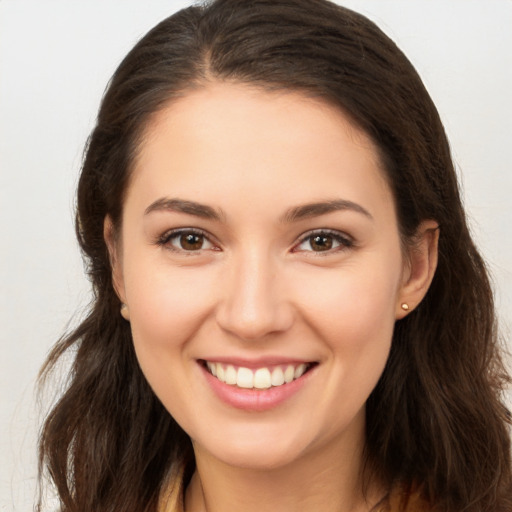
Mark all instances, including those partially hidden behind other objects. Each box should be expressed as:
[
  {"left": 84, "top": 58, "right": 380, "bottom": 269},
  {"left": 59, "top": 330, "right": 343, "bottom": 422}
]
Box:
[{"left": 1, "top": 1, "right": 511, "bottom": 510}]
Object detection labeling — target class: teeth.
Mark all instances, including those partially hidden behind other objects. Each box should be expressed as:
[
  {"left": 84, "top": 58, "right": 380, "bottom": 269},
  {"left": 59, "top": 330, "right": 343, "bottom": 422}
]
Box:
[
  {"left": 237, "top": 367, "right": 254, "bottom": 388},
  {"left": 254, "top": 368, "right": 272, "bottom": 389},
  {"left": 294, "top": 363, "right": 307, "bottom": 379},
  {"left": 225, "top": 365, "right": 237, "bottom": 385},
  {"left": 284, "top": 365, "right": 295, "bottom": 383},
  {"left": 217, "top": 364, "right": 225, "bottom": 382},
  {"left": 207, "top": 361, "right": 217, "bottom": 376},
  {"left": 206, "top": 361, "right": 311, "bottom": 389},
  {"left": 271, "top": 367, "right": 285, "bottom": 386}
]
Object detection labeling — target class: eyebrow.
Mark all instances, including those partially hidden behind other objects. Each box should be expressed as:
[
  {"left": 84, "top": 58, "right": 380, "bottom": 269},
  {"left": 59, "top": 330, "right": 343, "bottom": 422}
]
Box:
[
  {"left": 280, "top": 199, "right": 373, "bottom": 223},
  {"left": 144, "top": 198, "right": 224, "bottom": 221},
  {"left": 144, "top": 197, "right": 372, "bottom": 223}
]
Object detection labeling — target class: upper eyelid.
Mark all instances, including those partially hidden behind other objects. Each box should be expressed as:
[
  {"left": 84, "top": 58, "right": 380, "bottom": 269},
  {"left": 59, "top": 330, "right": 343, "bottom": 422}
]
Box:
[
  {"left": 158, "top": 227, "right": 219, "bottom": 247},
  {"left": 296, "top": 228, "right": 353, "bottom": 243},
  {"left": 292, "top": 228, "right": 354, "bottom": 253}
]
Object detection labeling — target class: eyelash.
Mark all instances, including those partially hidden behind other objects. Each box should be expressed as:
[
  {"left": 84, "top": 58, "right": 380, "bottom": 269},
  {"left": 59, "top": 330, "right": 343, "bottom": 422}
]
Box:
[
  {"left": 156, "top": 228, "right": 354, "bottom": 254},
  {"left": 156, "top": 228, "right": 218, "bottom": 253},
  {"left": 293, "top": 229, "right": 354, "bottom": 254}
]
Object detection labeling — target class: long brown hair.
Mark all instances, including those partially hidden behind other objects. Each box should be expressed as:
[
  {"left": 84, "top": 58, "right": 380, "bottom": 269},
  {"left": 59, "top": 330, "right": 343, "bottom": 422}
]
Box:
[{"left": 38, "top": 1, "right": 512, "bottom": 511}]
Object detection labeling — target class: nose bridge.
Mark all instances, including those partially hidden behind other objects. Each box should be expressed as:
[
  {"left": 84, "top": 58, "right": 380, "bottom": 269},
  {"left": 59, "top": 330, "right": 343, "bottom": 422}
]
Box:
[{"left": 216, "top": 246, "right": 292, "bottom": 340}]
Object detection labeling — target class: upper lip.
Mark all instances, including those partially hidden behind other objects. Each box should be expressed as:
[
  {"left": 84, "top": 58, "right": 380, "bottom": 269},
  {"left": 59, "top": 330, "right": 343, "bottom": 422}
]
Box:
[{"left": 198, "top": 357, "right": 316, "bottom": 369}]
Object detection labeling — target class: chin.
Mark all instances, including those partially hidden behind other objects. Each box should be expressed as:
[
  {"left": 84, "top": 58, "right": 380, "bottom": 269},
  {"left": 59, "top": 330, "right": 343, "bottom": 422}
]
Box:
[
  {"left": 190, "top": 422, "right": 314, "bottom": 471},
  {"left": 191, "top": 415, "right": 352, "bottom": 472},
  {"left": 210, "top": 443, "right": 307, "bottom": 471}
]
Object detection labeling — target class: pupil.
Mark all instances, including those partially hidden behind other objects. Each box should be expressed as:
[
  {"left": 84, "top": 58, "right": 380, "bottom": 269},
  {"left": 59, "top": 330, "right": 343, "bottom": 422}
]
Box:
[
  {"left": 311, "top": 235, "right": 332, "bottom": 251},
  {"left": 181, "top": 233, "right": 203, "bottom": 250}
]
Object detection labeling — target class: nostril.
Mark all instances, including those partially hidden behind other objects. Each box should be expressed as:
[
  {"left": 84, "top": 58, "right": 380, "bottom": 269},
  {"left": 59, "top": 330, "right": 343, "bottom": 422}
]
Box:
[{"left": 215, "top": 300, "right": 295, "bottom": 341}]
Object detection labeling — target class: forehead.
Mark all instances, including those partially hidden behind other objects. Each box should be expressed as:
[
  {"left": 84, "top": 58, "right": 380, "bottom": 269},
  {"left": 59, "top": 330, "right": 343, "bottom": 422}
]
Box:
[
  {"left": 127, "top": 82, "right": 393, "bottom": 221},
  {"left": 139, "top": 82, "right": 381, "bottom": 165}
]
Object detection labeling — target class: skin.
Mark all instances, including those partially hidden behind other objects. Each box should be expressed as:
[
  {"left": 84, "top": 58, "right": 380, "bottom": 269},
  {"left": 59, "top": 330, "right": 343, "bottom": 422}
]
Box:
[{"left": 106, "top": 82, "right": 438, "bottom": 512}]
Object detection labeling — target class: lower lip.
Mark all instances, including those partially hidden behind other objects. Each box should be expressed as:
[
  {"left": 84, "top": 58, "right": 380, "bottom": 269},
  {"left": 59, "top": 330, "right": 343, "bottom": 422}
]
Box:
[{"left": 201, "top": 363, "right": 314, "bottom": 412}]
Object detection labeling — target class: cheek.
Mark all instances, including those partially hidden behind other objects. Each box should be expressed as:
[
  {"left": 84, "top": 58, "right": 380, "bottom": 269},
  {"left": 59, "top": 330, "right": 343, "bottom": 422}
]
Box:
[
  {"left": 293, "top": 257, "right": 401, "bottom": 364},
  {"left": 298, "top": 264, "right": 399, "bottom": 423},
  {"left": 123, "top": 262, "right": 220, "bottom": 422},
  {"left": 124, "top": 257, "right": 218, "bottom": 359},
  {"left": 301, "top": 262, "right": 398, "bottom": 322}
]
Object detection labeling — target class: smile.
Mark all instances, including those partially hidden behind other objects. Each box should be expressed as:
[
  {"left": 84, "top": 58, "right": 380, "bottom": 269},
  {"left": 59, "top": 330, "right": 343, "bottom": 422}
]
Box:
[{"left": 204, "top": 361, "right": 313, "bottom": 389}]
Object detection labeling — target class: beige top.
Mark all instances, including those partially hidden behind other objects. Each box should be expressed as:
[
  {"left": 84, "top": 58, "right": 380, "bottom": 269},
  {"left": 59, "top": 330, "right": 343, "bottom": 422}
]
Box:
[
  {"left": 158, "top": 465, "right": 186, "bottom": 512},
  {"left": 158, "top": 466, "right": 430, "bottom": 512}
]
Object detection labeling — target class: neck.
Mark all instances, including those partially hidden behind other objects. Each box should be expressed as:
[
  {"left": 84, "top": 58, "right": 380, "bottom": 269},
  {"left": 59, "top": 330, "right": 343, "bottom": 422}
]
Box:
[{"left": 185, "top": 426, "right": 383, "bottom": 512}]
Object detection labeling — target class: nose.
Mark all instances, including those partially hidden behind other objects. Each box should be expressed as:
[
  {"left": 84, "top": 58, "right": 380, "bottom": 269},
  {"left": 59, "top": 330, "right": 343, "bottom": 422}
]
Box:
[{"left": 215, "top": 250, "right": 294, "bottom": 341}]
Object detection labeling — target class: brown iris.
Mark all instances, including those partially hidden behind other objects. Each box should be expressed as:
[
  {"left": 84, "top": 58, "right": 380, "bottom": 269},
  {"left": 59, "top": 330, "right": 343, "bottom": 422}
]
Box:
[
  {"left": 310, "top": 234, "right": 333, "bottom": 251},
  {"left": 180, "top": 233, "right": 204, "bottom": 250}
]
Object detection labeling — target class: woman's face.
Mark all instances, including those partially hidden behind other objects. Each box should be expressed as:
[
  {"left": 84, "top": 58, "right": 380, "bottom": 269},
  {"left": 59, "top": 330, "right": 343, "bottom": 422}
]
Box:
[{"left": 110, "top": 83, "right": 416, "bottom": 470}]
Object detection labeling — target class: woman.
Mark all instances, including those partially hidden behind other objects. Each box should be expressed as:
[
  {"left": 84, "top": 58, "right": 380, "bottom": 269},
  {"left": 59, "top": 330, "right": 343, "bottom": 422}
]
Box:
[{"left": 38, "top": 0, "right": 512, "bottom": 511}]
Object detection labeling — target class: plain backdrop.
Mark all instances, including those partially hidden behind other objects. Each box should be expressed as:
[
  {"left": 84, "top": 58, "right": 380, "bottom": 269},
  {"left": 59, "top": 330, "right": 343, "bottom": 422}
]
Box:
[{"left": 1, "top": 1, "right": 511, "bottom": 510}]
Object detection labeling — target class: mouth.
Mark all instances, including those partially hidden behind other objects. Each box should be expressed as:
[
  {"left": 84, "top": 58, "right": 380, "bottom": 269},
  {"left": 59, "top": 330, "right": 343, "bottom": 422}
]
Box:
[{"left": 201, "top": 360, "right": 316, "bottom": 390}]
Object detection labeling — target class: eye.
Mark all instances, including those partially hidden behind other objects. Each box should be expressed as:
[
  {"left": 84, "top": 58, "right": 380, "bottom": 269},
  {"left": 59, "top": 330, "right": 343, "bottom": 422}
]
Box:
[
  {"left": 158, "top": 229, "right": 217, "bottom": 252},
  {"left": 293, "top": 230, "right": 353, "bottom": 253}
]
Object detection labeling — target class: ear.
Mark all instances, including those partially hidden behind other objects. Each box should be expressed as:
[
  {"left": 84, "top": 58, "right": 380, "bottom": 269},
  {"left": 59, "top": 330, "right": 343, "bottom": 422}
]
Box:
[
  {"left": 104, "top": 216, "right": 126, "bottom": 305},
  {"left": 396, "top": 220, "right": 439, "bottom": 319}
]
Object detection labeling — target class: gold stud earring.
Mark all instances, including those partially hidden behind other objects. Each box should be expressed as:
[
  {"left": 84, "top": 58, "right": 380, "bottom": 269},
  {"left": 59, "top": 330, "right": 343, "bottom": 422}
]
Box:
[
  {"left": 401, "top": 303, "right": 410, "bottom": 311},
  {"left": 120, "top": 303, "right": 130, "bottom": 321}
]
